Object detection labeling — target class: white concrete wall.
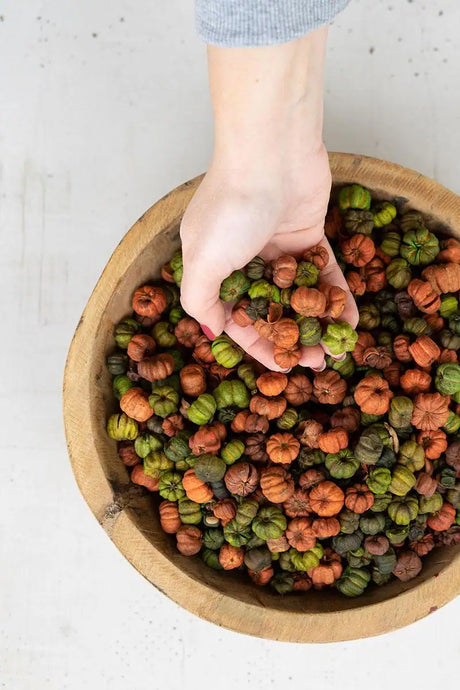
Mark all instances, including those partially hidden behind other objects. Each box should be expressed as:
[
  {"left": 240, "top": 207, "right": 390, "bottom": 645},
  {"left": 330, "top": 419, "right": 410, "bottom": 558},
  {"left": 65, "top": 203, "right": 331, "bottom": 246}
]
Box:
[{"left": 1, "top": 1, "right": 459, "bottom": 688}]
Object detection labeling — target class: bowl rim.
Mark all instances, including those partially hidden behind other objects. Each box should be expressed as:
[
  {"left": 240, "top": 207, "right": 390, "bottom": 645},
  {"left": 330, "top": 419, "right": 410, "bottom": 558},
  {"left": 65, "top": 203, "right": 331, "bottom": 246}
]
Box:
[{"left": 63, "top": 152, "right": 460, "bottom": 643}]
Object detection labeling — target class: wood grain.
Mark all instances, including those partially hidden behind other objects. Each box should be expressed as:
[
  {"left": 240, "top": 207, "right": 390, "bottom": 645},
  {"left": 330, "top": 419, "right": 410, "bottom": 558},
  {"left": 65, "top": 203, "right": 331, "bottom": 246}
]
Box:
[{"left": 63, "top": 153, "right": 460, "bottom": 643}]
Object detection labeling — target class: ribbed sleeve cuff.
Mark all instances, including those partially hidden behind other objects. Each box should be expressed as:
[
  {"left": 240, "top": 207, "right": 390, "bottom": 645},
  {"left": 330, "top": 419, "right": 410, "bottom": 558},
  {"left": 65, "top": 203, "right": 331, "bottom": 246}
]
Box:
[{"left": 195, "top": 0, "right": 351, "bottom": 47}]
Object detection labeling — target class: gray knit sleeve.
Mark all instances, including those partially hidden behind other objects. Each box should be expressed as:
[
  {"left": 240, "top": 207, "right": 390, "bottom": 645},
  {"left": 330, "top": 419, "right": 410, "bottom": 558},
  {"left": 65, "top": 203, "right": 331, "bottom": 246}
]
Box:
[{"left": 195, "top": 1, "right": 351, "bottom": 47}]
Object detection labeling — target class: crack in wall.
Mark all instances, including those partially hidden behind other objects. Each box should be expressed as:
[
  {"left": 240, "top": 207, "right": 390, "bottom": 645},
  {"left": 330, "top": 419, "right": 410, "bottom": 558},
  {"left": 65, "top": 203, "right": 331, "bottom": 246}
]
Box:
[{"left": 100, "top": 483, "right": 146, "bottom": 536}]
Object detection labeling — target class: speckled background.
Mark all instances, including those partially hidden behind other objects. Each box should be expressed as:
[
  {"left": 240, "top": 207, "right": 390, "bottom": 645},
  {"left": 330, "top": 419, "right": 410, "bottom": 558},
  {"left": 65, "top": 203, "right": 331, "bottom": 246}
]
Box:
[{"left": 1, "top": 1, "right": 459, "bottom": 688}]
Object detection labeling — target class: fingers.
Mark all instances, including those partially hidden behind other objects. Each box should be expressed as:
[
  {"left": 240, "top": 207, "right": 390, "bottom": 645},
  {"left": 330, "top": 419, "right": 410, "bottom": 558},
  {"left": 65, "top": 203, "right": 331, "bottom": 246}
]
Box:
[
  {"left": 298, "top": 344, "right": 326, "bottom": 372},
  {"left": 341, "top": 290, "right": 360, "bottom": 330},
  {"left": 180, "top": 212, "right": 231, "bottom": 337},
  {"left": 224, "top": 321, "right": 291, "bottom": 373},
  {"left": 319, "top": 238, "right": 360, "bottom": 328},
  {"left": 224, "top": 320, "right": 328, "bottom": 374},
  {"left": 180, "top": 259, "right": 227, "bottom": 337},
  {"left": 179, "top": 199, "right": 359, "bottom": 373},
  {"left": 320, "top": 341, "right": 347, "bottom": 362}
]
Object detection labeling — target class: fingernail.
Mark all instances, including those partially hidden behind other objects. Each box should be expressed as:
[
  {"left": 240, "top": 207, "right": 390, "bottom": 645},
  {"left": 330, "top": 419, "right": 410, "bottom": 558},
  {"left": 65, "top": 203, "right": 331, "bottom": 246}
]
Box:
[{"left": 200, "top": 324, "right": 215, "bottom": 340}]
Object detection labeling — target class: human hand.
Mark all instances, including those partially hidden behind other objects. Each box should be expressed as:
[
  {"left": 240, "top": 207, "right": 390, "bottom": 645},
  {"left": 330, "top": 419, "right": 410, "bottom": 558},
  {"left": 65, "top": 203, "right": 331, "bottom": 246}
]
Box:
[
  {"left": 179, "top": 29, "right": 358, "bottom": 372},
  {"left": 180, "top": 146, "right": 358, "bottom": 372}
]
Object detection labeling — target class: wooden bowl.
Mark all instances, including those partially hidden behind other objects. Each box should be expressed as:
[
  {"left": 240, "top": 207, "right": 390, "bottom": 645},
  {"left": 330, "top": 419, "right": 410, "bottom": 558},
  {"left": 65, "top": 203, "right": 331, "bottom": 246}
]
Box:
[{"left": 63, "top": 153, "right": 460, "bottom": 642}]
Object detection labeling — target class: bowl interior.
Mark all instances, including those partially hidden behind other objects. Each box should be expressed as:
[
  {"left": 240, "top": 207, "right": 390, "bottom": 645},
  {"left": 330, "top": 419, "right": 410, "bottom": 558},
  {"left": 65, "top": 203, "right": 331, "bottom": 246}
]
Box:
[{"left": 65, "top": 154, "right": 460, "bottom": 641}]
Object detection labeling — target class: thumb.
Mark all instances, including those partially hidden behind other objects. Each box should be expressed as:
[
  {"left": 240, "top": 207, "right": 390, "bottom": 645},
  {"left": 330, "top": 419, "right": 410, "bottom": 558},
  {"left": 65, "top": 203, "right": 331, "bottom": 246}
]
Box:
[{"left": 180, "top": 254, "right": 227, "bottom": 337}]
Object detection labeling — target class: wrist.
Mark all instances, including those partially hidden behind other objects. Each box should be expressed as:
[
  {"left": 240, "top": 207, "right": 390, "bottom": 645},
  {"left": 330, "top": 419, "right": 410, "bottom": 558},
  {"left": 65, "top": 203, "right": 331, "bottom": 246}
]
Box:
[{"left": 211, "top": 113, "right": 324, "bottom": 181}]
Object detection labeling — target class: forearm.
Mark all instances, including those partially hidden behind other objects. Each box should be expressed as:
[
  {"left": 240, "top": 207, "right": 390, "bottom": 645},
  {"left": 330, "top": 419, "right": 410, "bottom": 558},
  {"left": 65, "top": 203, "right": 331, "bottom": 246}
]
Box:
[
  {"left": 209, "top": 27, "right": 328, "bottom": 179},
  {"left": 181, "top": 2, "right": 357, "bottom": 366}
]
